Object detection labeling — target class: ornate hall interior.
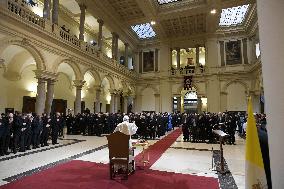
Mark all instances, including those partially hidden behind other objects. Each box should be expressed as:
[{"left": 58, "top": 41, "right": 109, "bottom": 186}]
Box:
[{"left": 0, "top": 0, "right": 283, "bottom": 189}]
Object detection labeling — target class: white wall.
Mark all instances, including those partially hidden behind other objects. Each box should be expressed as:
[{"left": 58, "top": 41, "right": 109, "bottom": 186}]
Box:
[
  {"left": 53, "top": 73, "right": 75, "bottom": 111},
  {"left": 141, "top": 88, "right": 155, "bottom": 111},
  {"left": 227, "top": 83, "right": 247, "bottom": 111},
  {"left": 0, "top": 65, "right": 37, "bottom": 113}
]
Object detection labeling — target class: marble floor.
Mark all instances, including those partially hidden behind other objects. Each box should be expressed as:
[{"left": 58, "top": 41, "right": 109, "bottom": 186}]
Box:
[{"left": 0, "top": 131, "right": 245, "bottom": 189}]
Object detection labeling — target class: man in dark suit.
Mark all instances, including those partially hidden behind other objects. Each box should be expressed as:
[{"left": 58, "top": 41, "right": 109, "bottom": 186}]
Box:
[
  {"left": 51, "top": 112, "right": 62, "bottom": 145},
  {"left": 31, "top": 114, "right": 43, "bottom": 149}
]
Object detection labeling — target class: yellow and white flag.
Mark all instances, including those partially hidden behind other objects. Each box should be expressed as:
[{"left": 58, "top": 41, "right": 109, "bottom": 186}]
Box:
[{"left": 245, "top": 97, "right": 267, "bottom": 189}]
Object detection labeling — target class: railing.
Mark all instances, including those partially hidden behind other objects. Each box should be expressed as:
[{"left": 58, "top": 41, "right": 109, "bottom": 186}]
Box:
[
  {"left": 6, "top": 0, "right": 45, "bottom": 28},
  {"left": 170, "top": 66, "right": 205, "bottom": 76},
  {"left": 59, "top": 29, "right": 81, "bottom": 48},
  {"left": 0, "top": 1, "right": 138, "bottom": 78}
]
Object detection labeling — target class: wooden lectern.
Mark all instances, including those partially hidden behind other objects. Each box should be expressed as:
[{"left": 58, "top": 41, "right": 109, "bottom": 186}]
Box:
[{"left": 212, "top": 129, "right": 230, "bottom": 174}]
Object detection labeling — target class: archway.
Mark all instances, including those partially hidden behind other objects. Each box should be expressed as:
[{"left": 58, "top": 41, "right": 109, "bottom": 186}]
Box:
[
  {"left": 53, "top": 62, "right": 77, "bottom": 114},
  {"left": 181, "top": 88, "right": 198, "bottom": 113},
  {"left": 0, "top": 45, "right": 40, "bottom": 113},
  {"left": 101, "top": 77, "right": 112, "bottom": 112}
]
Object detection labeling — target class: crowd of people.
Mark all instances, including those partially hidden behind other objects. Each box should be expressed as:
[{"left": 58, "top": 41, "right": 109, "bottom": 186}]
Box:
[{"left": 0, "top": 109, "right": 267, "bottom": 157}]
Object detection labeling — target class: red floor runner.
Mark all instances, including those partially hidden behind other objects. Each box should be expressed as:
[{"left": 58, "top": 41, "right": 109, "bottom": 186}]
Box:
[
  {"left": 0, "top": 160, "right": 219, "bottom": 189},
  {"left": 135, "top": 128, "right": 182, "bottom": 168},
  {"left": 0, "top": 128, "right": 219, "bottom": 189}
]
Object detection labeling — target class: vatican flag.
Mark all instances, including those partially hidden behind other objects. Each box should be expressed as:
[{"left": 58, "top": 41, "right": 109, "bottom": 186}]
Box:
[{"left": 245, "top": 97, "right": 267, "bottom": 189}]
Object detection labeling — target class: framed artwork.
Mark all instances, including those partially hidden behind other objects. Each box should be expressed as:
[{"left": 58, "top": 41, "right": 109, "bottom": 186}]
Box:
[
  {"left": 143, "top": 51, "right": 154, "bottom": 72},
  {"left": 225, "top": 41, "right": 242, "bottom": 65}
]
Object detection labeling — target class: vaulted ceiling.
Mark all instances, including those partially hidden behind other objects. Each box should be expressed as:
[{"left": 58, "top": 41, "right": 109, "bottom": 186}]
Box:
[{"left": 60, "top": 0, "right": 257, "bottom": 48}]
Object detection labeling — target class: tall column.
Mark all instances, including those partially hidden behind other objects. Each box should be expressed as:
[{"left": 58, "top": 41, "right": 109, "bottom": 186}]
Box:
[
  {"left": 170, "top": 48, "right": 173, "bottom": 68},
  {"left": 95, "top": 86, "right": 101, "bottom": 113},
  {"left": 52, "top": 0, "right": 59, "bottom": 25},
  {"left": 111, "top": 32, "right": 119, "bottom": 60},
  {"left": 35, "top": 78, "right": 46, "bottom": 115},
  {"left": 197, "top": 96, "right": 202, "bottom": 114},
  {"left": 196, "top": 46, "right": 200, "bottom": 65},
  {"left": 43, "top": 0, "right": 51, "bottom": 20},
  {"left": 131, "top": 96, "right": 136, "bottom": 113},
  {"left": 124, "top": 43, "right": 129, "bottom": 67},
  {"left": 97, "top": 19, "right": 104, "bottom": 51},
  {"left": 176, "top": 48, "right": 181, "bottom": 69},
  {"left": 45, "top": 79, "right": 56, "bottom": 115},
  {"left": 110, "top": 91, "right": 115, "bottom": 113},
  {"left": 79, "top": 4, "right": 86, "bottom": 41},
  {"left": 73, "top": 80, "right": 85, "bottom": 115},
  {"left": 257, "top": 1, "right": 284, "bottom": 188},
  {"left": 114, "top": 92, "right": 120, "bottom": 113},
  {"left": 177, "top": 96, "right": 181, "bottom": 113},
  {"left": 123, "top": 96, "right": 128, "bottom": 113}
]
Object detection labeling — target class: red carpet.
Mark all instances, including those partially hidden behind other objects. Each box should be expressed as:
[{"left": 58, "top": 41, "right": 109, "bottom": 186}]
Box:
[
  {"left": 0, "top": 160, "right": 219, "bottom": 189},
  {"left": 0, "top": 128, "right": 220, "bottom": 189},
  {"left": 135, "top": 128, "right": 182, "bottom": 168}
]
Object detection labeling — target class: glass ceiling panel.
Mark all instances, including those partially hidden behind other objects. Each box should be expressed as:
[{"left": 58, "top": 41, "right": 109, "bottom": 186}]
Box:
[
  {"left": 157, "top": 0, "right": 182, "bottom": 5},
  {"left": 131, "top": 23, "right": 156, "bottom": 39},
  {"left": 219, "top": 4, "right": 250, "bottom": 26}
]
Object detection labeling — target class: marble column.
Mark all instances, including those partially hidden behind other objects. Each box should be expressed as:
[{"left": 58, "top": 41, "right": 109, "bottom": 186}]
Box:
[
  {"left": 131, "top": 96, "right": 136, "bottom": 113},
  {"left": 43, "top": 0, "right": 51, "bottom": 20},
  {"left": 177, "top": 96, "right": 181, "bottom": 113},
  {"left": 35, "top": 78, "right": 46, "bottom": 115},
  {"left": 95, "top": 87, "right": 101, "bottom": 113},
  {"left": 79, "top": 4, "right": 86, "bottom": 41},
  {"left": 45, "top": 79, "right": 55, "bottom": 115},
  {"left": 111, "top": 32, "right": 119, "bottom": 60},
  {"left": 123, "top": 96, "right": 128, "bottom": 113},
  {"left": 257, "top": 1, "right": 284, "bottom": 188},
  {"left": 110, "top": 92, "right": 115, "bottom": 113},
  {"left": 124, "top": 43, "right": 129, "bottom": 67},
  {"left": 170, "top": 48, "right": 173, "bottom": 68},
  {"left": 97, "top": 19, "right": 104, "bottom": 51},
  {"left": 197, "top": 96, "right": 202, "bottom": 114},
  {"left": 73, "top": 80, "right": 85, "bottom": 115},
  {"left": 52, "top": 0, "right": 59, "bottom": 25},
  {"left": 196, "top": 46, "right": 200, "bottom": 65},
  {"left": 176, "top": 48, "right": 181, "bottom": 69}
]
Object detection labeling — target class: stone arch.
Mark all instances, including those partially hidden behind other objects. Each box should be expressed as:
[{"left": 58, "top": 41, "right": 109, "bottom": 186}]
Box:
[
  {"left": 139, "top": 85, "right": 159, "bottom": 94},
  {"left": 83, "top": 69, "right": 102, "bottom": 86},
  {"left": 0, "top": 38, "right": 46, "bottom": 70},
  {"left": 101, "top": 74, "right": 115, "bottom": 89},
  {"left": 222, "top": 80, "right": 249, "bottom": 94},
  {"left": 52, "top": 57, "right": 83, "bottom": 80}
]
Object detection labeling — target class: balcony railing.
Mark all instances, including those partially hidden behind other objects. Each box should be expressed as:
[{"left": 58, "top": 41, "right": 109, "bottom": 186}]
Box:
[
  {"left": 59, "top": 29, "right": 81, "bottom": 48},
  {"left": 170, "top": 66, "right": 205, "bottom": 76},
  {"left": 6, "top": 0, "right": 45, "bottom": 28},
  {"left": 0, "top": 0, "right": 137, "bottom": 78}
]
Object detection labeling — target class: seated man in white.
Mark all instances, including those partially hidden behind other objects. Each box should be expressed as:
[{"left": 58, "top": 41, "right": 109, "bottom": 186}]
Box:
[{"left": 112, "top": 115, "right": 138, "bottom": 172}]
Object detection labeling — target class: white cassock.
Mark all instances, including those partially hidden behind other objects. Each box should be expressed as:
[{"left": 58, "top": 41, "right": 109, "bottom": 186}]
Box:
[{"left": 114, "top": 121, "right": 138, "bottom": 147}]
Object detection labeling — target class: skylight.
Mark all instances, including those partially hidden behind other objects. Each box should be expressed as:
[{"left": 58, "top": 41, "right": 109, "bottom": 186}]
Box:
[
  {"left": 157, "top": 0, "right": 181, "bottom": 5},
  {"left": 219, "top": 4, "right": 250, "bottom": 26},
  {"left": 131, "top": 23, "right": 156, "bottom": 39}
]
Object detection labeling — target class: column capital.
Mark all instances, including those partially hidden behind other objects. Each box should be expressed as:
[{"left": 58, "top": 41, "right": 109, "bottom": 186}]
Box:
[
  {"left": 79, "top": 3, "right": 87, "bottom": 10},
  {"left": 33, "top": 70, "right": 58, "bottom": 81},
  {"left": 97, "top": 19, "right": 104, "bottom": 25},
  {"left": 124, "top": 43, "right": 129, "bottom": 47},
  {"left": 154, "top": 93, "right": 160, "bottom": 97},
  {"left": 111, "top": 32, "right": 119, "bottom": 38},
  {"left": 73, "top": 80, "right": 85, "bottom": 89}
]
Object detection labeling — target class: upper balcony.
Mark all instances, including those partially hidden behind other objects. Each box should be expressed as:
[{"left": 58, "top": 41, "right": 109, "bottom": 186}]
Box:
[{"left": 0, "top": 0, "right": 137, "bottom": 79}]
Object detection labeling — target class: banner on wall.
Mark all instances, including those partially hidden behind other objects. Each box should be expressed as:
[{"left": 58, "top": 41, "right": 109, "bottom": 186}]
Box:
[{"left": 184, "top": 76, "right": 192, "bottom": 90}]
